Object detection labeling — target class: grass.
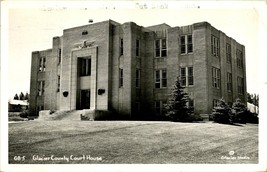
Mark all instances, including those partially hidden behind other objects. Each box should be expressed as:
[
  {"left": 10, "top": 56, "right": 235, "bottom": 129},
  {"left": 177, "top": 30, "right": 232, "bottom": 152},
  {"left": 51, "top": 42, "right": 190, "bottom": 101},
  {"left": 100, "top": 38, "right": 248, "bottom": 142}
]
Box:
[{"left": 9, "top": 120, "right": 258, "bottom": 164}]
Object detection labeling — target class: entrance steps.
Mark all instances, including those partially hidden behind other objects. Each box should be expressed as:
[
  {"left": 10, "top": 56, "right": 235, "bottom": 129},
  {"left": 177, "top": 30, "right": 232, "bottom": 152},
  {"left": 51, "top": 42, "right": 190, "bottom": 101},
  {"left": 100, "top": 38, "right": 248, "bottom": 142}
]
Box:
[
  {"left": 37, "top": 109, "right": 112, "bottom": 121},
  {"left": 37, "top": 110, "right": 83, "bottom": 121}
]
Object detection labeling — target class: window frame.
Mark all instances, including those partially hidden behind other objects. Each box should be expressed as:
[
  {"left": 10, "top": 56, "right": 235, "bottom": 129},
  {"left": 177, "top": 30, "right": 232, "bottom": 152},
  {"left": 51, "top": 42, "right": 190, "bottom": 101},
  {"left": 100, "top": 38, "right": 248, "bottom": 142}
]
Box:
[
  {"left": 188, "top": 66, "right": 194, "bottom": 86},
  {"left": 180, "top": 34, "right": 193, "bottom": 54},
  {"left": 212, "top": 67, "right": 221, "bottom": 89},
  {"left": 120, "top": 38, "right": 123, "bottom": 56},
  {"left": 155, "top": 38, "right": 167, "bottom": 58},
  {"left": 136, "top": 39, "right": 140, "bottom": 57},
  {"left": 237, "top": 76, "right": 244, "bottom": 95},
  {"left": 154, "top": 101, "right": 167, "bottom": 115},
  {"left": 236, "top": 49, "right": 243, "bottom": 69},
  {"left": 226, "top": 44, "right": 231, "bottom": 63},
  {"left": 180, "top": 67, "right": 186, "bottom": 86},
  {"left": 211, "top": 35, "right": 220, "bottom": 57},
  {"left": 57, "top": 75, "right": 60, "bottom": 92},
  {"left": 213, "top": 99, "right": 219, "bottom": 107},
  {"left": 58, "top": 48, "right": 61, "bottom": 64},
  {"left": 187, "top": 98, "right": 194, "bottom": 112},
  {"left": 180, "top": 66, "right": 194, "bottom": 86},
  {"left": 37, "top": 81, "right": 45, "bottom": 96},
  {"left": 227, "top": 72, "right": 232, "bottom": 92},
  {"left": 119, "top": 68, "right": 123, "bottom": 87},
  {"left": 80, "top": 58, "right": 91, "bottom": 77},
  {"left": 155, "top": 69, "right": 167, "bottom": 88},
  {"left": 136, "top": 69, "right": 141, "bottom": 88},
  {"left": 39, "top": 57, "right": 46, "bottom": 72}
]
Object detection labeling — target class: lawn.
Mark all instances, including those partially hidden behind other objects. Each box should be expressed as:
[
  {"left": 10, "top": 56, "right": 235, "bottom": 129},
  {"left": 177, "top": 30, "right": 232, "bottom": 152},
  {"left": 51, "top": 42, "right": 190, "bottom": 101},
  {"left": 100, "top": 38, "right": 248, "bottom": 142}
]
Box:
[{"left": 9, "top": 120, "right": 258, "bottom": 164}]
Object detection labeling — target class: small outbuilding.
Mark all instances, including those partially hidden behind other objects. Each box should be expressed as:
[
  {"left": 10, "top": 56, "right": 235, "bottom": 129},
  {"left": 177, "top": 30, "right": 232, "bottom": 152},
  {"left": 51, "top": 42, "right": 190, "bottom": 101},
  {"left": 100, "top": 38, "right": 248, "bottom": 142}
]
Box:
[{"left": 8, "top": 99, "right": 29, "bottom": 112}]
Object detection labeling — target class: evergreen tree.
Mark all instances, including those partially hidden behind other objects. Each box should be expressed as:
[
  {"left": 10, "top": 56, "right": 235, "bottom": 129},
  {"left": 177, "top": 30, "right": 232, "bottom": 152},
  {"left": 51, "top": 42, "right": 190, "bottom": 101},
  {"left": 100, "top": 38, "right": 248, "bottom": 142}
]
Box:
[
  {"left": 25, "top": 92, "right": 29, "bottom": 101},
  {"left": 211, "top": 98, "right": 232, "bottom": 124},
  {"left": 253, "top": 94, "right": 259, "bottom": 107},
  {"left": 19, "top": 92, "right": 25, "bottom": 100},
  {"left": 14, "top": 93, "right": 19, "bottom": 100},
  {"left": 232, "top": 98, "right": 248, "bottom": 123},
  {"left": 247, "top": 93, "right": 253, "bottom": 104},
  {"left": 165, "top": 77, "right": 192, "bottom": 122}
]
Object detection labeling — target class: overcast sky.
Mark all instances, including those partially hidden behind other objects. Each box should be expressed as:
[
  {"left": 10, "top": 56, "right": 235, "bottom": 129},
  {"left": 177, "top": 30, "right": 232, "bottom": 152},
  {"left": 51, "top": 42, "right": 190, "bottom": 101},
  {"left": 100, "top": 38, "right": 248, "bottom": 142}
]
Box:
[{"left": 4, "top": 1, "right": 266, "bottom": 99}]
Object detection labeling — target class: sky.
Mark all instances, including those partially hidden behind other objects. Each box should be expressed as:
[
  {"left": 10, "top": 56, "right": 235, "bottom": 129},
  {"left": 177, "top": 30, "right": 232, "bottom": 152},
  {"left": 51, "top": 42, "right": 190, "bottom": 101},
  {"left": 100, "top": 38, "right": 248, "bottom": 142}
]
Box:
[{"left": 3, "top": 1, "right": 266, "bottom": 99}]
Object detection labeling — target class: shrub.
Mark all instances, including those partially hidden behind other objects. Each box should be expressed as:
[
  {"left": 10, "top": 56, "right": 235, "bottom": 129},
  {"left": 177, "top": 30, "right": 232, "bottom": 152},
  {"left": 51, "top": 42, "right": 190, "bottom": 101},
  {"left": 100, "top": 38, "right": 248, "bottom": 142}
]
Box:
[
  {"left": 19, "top": 110, "right": 29, "bottom": 118},
  {"left": 232, "top": 98, "right": 248, "bottom": 124},
  {"left": 211, "top": 98, "right": 232, "bottom": 124},
  {"left": 246, "top": 112, "right": 259, "bottom": 124}
]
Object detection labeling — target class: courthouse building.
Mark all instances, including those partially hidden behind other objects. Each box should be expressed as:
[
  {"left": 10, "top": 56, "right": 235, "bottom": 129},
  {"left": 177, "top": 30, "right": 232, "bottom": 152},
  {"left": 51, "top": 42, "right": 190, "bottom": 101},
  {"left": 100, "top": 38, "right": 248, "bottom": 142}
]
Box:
[{"left": 29, "top": 19, "right": 247, "bottom": 119}]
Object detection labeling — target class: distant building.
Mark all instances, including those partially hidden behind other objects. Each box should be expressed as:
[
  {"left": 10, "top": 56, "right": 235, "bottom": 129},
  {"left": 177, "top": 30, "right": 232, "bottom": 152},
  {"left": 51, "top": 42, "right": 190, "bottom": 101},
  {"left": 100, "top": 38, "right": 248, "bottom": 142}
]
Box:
[
  {"left": 247, "top": 102, "right": 259, "bottom": 114},
  {"left": 29, "top": 20, "right": 247, "bottom": 119},
  {"left": 8, "top": 99, "right": 29, "bottom": 112}
]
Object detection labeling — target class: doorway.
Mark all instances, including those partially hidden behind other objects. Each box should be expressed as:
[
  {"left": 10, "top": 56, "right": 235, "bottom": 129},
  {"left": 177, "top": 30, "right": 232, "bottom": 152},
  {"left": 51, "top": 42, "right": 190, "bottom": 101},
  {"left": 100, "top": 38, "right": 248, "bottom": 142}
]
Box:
[{"left": 80, "top": 89, "right": 90, "bottom": 109}]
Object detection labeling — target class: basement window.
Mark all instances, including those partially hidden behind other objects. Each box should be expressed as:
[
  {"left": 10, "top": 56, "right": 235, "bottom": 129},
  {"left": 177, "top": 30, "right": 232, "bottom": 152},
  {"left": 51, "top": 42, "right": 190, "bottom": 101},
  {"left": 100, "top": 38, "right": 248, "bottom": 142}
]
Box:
[{"left": 82, "top": 31, "right": 88, "bottom": 35}]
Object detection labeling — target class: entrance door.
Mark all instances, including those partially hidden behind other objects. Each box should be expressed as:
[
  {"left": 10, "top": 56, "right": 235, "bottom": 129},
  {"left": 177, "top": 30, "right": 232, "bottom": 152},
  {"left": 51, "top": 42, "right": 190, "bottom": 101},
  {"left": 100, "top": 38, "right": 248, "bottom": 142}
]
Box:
[{"left": 80, "top": 89, "right": 90, "bottom": 109}]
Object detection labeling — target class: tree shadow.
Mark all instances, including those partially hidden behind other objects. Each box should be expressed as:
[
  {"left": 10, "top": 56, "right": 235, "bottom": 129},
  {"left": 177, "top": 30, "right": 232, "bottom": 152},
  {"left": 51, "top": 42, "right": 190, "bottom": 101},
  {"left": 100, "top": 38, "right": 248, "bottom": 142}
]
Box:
[{"left": 226, "top": 123, "right": 244, "bottom": 127}]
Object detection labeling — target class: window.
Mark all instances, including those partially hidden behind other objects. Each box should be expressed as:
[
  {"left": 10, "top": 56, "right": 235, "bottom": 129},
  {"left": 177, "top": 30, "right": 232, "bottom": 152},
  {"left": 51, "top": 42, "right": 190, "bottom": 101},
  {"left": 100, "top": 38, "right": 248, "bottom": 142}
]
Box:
[
  {"left": 155, "top": 38, "right": 167, "bottom": 57},
  {"left": 211, "top": 35, "right": 220, "bottom": 57},
  {"left": 155, "top": 40, "right": 160, "bottom": 57},
  {"left": 57, "top": 75, "right": 60, "bottom": 92},
  {"left": 155, "top": 101, "right": 161, "bottom": 115},
  {"left": 38, "top": 81, "right": 45, "bottom": 96},
  {"left": 227, "top": 73, "right": 232, "bottom": 92},
  {"left": 154, "top": 101, "right": 166, "bottom": 115},
  {"left": 155, "top": 70, "right": 160, "bottom": 88},
  {"left": 136, "top": 102, "right": 140, "bottom": 113},
  {"left": 136, "top": 69, "right": 141, "bottom": 88},
  {"left": 180, "top": 67, "right": 194, "bottom": 86},
  {"left": 37, "top": 106, "right": 44, "bottom": 112},
  {"left": 39, "top": 57, "right": 46, "bottom": 72},
  {"left": 119, "top": 68, "right": 123, "bottom": 87},
  {"left": 180, "top": 34, "right": 193, "bottom": 54},
  {"left": 188, "top": 67, "right": 193, "bottom": 85},
  {"left": 136, "top": 39, "right": 140, "bottom": 57},
  {"left": 120, "top": 38, "right": 123, "bottom": 56},
  {"left": 161, "top": 39, "right": 167, "bottom": 57},
  {"left": 162, "top": 70, "right": 167, "bottom": 88},
  {"left": 58, "top": 48, "right": 61, "bottom": 64},
  {"left": 213, "top": 99, "right": 219, "bottom": 107},
  {"left": 237, "top": 76, "right": 244, "bottom": 95},
  {"left": 155, "top": 69, "right": 167, "bottom": 88},
  {"left": 180, "top": 68, "right": 186, "bottom": 86},
  {"left": 226, "top": 44, "right": 231, "bottom": 63},
  {"left": 212, "top": 67, "right": 220, "bottom": 89},
  {"left": 187, "top": 99, "right": 194, "bottom": 112},
  {"left": 236, "top": 49, "right": 243, "bottom": 68},
  {"left": 80, "top": 58, "right": 91, "bottom": 76}
]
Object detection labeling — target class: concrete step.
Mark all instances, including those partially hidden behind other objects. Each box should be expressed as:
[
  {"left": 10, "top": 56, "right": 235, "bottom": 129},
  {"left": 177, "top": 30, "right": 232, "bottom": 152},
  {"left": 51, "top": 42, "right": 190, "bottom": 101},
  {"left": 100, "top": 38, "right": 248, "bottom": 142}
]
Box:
[{"left": 37, "top": 110, "right": 83, "bottom": 121}]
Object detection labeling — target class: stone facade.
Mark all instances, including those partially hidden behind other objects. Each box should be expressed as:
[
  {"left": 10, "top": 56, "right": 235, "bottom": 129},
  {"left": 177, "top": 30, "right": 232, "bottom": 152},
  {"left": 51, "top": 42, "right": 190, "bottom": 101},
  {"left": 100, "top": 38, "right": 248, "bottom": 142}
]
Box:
[{"left": 29, "top": 20, "right": 247, "bottom": 119}]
